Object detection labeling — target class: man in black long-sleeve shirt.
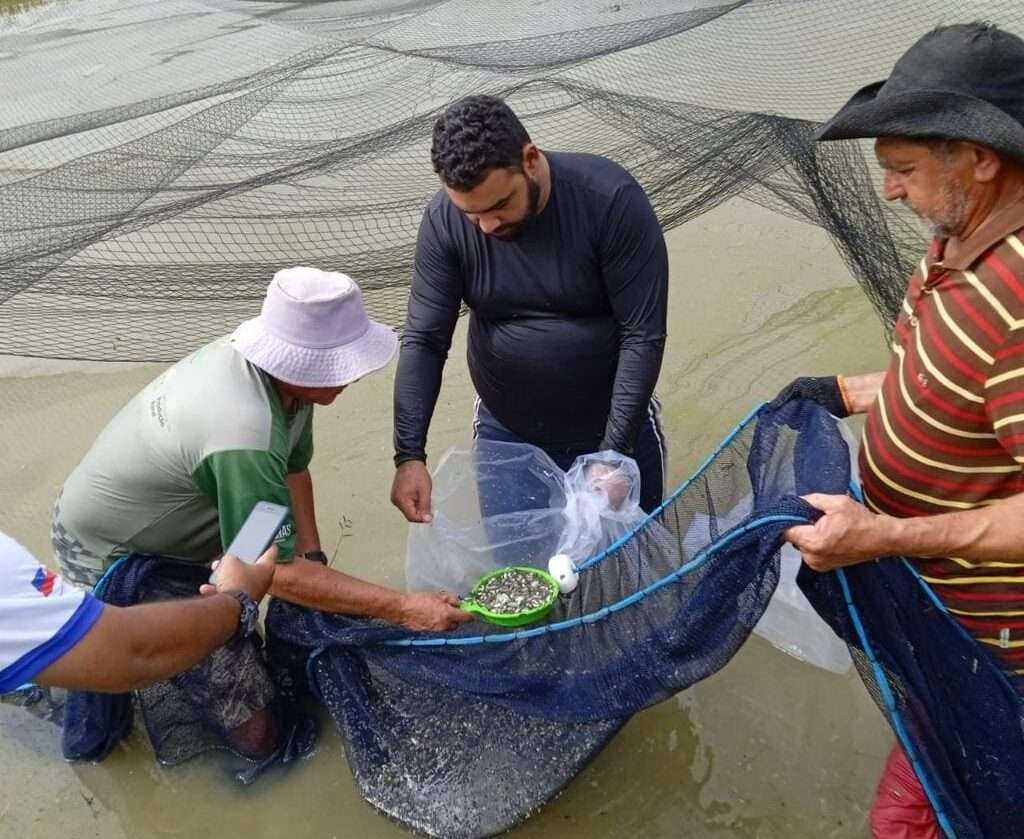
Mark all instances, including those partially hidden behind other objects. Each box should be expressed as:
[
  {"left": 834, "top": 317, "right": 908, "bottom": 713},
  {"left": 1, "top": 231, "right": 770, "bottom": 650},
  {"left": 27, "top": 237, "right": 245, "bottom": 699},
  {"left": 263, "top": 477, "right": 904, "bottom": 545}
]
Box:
[{"left": 392, "top": 95, "right": 669, "bottom": 521}]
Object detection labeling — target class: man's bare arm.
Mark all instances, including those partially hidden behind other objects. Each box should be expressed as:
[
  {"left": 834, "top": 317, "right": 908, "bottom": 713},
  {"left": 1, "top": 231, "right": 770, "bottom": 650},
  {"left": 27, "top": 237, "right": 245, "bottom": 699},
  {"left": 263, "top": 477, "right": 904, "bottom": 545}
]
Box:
[
  {"left": 35, "top": 550, "right": 276, "bottom": 693},
  {"left": 786, "top": 491, "right": 1024, "bottom": 571},
  {"left": 35, "top": 595, "right": 241, "bottom": 693},
  {"left": 886, "top": 492, "right": 1024, "bottom": 563},
  {"left": 839, "top": 371, "right": 886, "bottom": 414},
  {"left": 270, "top": 557, "right": 471, "bottom": 631},
  {"left": 287, "top": 469, "right": 322, "bottom": 555}
]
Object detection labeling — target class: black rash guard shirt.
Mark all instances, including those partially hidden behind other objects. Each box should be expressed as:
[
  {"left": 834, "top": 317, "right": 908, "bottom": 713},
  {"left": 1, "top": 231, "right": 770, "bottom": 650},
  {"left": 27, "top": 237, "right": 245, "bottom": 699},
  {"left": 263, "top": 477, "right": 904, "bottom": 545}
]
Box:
[{"left": 394, "top": 151, "right": 668, "bottom": 464}]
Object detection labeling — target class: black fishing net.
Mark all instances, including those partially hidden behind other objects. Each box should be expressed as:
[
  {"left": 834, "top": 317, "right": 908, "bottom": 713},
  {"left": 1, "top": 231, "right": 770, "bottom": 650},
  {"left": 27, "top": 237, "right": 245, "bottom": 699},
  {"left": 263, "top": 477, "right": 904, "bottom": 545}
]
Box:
[
  {"left": 5, "top": 0, "right": 1022, "bottom": 361},
  {"left": 263, "top": 399, "right": 851, "bottom": 837},
  {"left": 60, "top": 558, "right": 317, "bottom": 785},
  {"left": 49, "top": 399, "right": 846, "bottom": 836},
  {"left": 49, "top": 401, "right": 1024, "bottom": 838}
]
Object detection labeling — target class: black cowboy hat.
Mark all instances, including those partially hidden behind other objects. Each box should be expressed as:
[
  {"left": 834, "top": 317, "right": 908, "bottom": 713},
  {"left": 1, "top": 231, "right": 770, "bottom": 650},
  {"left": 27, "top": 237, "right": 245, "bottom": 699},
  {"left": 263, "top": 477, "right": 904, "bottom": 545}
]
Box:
[{"left": 817, "top": 22, "right": 1024, "bottom": 162}]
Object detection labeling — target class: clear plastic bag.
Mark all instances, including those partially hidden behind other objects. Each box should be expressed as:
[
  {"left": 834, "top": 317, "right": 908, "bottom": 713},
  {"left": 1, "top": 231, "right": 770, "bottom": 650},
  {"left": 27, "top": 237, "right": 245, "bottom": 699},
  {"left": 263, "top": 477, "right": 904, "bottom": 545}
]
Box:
[
  {"left": 552, "top": 449, "right": 644, "bottom": 562},
  {"left": 749, "top": 418, "right": 861, "bottom": 673},
  {"left": 676, "top": 491, "right": 850, "bottom": 673},
  {"left": 675, "top": 417, "right": 862, "bottom": 675},
  {"left": 754, "top": 542, "right": 851, "bottom": 673},
  {"left": 405, "top": 440, "right": 647, "bottom": 594}
]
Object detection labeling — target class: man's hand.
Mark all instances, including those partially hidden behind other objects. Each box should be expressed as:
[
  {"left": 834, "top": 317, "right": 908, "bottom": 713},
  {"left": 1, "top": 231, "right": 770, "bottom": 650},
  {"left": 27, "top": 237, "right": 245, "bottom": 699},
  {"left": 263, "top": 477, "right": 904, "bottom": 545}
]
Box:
[
  {"left": 391, "top": 460, "right": 433, "bottom": 523},
  {"left": 784, "top": 493, "right": 896, "bottom": 572},
  {"left": 397, "top": 591, "right": 473, "bottom": 631},
  {"left": 200, "top": 546, "right": 278, "bottom": 601},
  {"left": 586, "top": 461, "right": 632, "bottom": 510}
]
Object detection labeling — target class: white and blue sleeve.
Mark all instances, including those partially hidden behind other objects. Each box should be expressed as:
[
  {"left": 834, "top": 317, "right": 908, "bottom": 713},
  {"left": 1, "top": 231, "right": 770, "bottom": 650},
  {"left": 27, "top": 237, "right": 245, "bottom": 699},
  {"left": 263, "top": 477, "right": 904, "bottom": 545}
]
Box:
[{"left": 0, "top": 531, "right": 105, "bottom": 692}]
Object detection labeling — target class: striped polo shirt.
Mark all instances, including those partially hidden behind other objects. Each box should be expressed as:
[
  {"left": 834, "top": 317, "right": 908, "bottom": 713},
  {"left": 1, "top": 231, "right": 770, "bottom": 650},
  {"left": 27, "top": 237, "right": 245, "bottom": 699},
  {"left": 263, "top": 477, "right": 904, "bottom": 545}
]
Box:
[{"left": 860, "top": 201, "right": 1024, "bottom": 673}]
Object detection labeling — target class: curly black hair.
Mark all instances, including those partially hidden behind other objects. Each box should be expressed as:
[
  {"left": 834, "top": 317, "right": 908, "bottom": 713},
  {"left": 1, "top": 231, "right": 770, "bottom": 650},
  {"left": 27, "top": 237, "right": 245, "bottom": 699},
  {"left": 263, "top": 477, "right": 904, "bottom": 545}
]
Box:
[{"left": 430, "top": 95, "right": 532, "bottom": 190}]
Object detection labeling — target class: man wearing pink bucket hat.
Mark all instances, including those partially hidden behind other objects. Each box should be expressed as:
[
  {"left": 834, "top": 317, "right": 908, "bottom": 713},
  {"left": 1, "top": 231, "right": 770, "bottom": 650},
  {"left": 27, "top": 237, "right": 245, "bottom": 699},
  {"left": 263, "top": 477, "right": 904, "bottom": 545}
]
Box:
[{"left": 51, "top": 267, "right": 469, "bottom": 758}]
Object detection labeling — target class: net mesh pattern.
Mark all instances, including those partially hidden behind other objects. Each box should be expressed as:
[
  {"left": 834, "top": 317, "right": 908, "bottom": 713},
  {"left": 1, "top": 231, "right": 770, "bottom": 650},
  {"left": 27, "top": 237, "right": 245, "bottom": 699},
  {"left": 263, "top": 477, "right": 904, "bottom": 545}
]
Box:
[
  {"left": 51, "top": 401, "right": 1024, "bottom": 838},
  {"left": 4, "top": 1, "right": 1022, "bottom": 360},
  {"left": 264, "top": 399, "right": 851, "bottom": 837}
]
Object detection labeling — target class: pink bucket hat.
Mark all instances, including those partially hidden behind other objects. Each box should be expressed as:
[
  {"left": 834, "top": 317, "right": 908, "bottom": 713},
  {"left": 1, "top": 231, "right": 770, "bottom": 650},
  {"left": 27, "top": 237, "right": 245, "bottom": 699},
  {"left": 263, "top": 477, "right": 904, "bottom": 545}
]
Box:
[{"left": 231, "top": 267, "right": 398, "bottom": 387}]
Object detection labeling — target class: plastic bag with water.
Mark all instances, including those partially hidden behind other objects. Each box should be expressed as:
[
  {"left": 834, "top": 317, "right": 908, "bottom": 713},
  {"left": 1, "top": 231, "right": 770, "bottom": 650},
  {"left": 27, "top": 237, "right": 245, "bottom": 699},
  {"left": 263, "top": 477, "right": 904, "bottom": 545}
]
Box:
[
  {"left": 406, "top": 434, "right": 850, "bottom": 672},
  {"left": 405, "top": 440, "right": 646, "bottom": 594}
]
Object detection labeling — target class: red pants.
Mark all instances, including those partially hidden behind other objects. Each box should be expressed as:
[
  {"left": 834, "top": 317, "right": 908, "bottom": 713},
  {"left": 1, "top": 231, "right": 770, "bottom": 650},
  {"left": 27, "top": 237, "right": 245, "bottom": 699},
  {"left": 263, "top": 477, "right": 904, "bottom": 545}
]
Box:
[{"left": 870, "top": 745, "right": 940, "bottom": 839}]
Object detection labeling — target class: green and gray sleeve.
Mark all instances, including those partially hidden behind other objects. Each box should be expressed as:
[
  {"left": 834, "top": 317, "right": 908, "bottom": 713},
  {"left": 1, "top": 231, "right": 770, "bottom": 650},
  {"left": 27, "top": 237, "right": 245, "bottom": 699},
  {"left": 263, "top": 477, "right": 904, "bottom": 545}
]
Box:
[
  {"left": 192, "top": 449, "right": 298, "bottom": 561},
  {"left": 287, "top": 410, "right": 314, "bottom": 473}
]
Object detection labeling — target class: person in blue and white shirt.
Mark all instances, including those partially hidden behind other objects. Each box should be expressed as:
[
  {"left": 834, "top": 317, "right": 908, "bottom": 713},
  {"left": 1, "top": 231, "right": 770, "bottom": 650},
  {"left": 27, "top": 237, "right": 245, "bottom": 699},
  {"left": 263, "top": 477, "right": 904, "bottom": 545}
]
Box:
[{"left": 0, "top": 530, "right": 274, "bottom": 694}]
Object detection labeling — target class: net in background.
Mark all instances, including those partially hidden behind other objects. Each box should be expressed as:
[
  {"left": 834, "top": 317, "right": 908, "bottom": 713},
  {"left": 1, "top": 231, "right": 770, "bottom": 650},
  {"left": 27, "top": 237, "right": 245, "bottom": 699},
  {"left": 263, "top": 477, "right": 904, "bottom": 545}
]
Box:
[{"left": 6, "top": 1, "right": 1022, "bottom": 360}]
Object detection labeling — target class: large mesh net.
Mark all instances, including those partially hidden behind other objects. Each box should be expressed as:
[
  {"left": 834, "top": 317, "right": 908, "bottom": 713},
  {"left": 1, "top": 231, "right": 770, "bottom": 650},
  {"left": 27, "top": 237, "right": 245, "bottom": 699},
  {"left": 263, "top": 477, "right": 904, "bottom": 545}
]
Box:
[
  {"left": 6, "top": 0, "right": 1024, "bottom": 361},
  {"left": 268, "top": 400, "right": 1024, "bottom": 839},
  {"left": 50, "top": 398, "right": 847, "bottom": 837},
  {"left": 47, "top": 400, "right": 1024, "bottom": 838},
  {"left": 263, "top": 398, "right": 850, "bottom": 837}
]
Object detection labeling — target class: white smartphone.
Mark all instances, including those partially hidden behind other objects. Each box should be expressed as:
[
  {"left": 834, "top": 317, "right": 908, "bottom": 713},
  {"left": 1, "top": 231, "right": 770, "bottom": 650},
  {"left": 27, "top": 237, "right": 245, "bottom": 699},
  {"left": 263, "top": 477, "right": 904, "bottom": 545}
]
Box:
[
  {"left": 210, "top": 501, "right": 288, "bottom": 583},
  {"left": 225, "top": 501, "right": 290, "bottom": 562}
]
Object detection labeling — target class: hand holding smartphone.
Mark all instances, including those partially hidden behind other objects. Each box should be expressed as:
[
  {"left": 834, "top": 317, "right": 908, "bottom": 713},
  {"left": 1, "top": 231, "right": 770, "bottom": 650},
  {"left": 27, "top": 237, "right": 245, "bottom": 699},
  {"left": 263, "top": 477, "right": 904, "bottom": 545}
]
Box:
[{"left": 210, "top": 501, "right": 289, "bottom": 582}]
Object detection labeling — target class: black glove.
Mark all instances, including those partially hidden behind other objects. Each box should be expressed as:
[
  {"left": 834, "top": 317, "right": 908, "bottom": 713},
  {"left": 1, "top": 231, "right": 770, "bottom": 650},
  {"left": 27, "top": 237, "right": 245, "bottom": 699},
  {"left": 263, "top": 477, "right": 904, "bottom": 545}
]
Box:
[{"left": 766, "top": 376, "right": 848, "bottom": 418}]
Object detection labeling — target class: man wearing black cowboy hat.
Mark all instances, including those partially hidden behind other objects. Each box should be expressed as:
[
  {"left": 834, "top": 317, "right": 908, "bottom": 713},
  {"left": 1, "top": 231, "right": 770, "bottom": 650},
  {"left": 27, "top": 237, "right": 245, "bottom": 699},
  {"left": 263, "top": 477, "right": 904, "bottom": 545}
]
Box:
[{"left": 771, "top": 22, "right": 1024, "bottom": 838}]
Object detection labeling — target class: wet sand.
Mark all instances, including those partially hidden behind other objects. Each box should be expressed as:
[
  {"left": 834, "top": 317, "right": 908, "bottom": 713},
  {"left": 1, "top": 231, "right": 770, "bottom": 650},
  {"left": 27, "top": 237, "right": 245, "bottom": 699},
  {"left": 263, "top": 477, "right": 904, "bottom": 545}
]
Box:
[{"left": 0, "top": 198, "right": 894, "bottom": 838}]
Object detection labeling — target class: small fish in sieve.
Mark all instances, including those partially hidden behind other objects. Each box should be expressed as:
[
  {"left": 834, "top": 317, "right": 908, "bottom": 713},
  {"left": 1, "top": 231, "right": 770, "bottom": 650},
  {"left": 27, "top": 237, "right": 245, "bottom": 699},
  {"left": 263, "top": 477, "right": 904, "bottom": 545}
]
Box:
[{"left": 472, "top": 569, "right": 555, "bottom": 614}]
